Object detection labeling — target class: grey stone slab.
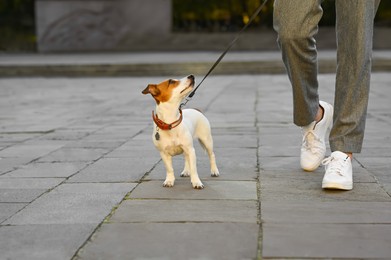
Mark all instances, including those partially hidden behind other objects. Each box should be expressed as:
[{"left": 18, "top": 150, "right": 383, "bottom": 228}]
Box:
[
  {"left": 38, "top": 148, "right": 108, "bottom": 162},
  {"left": 0, "top": 224, "right": 96, "bottom": 260},
  {"left": 212, "top": 134, "right": 258, "bottom": 148},
  {"left": 259, "top": 133, "right": 299, "bottom": 147},
  {"left": 5, "top": 183, "right": 136, "bottom": 225},
  {"left": 263, "top": 223, "right": 391, "bottom": 259},
  {"left": 259, "top": 156, "right": 300, "bottom": 171},
  {"left": 0, "top": 133, "right": 41, "bottom": 143},
  {"left": 130, "top": 180, "right": 257, "bottom": 200},
  {"left": 259, "top": 145, "right": 300, "bottom": 157},
  {"left": 81, "top": 133, "right": 132, "bottom": 142},
  {"left": 262, "top": 201, "right": 391, "bottom": 224},
  {"left": 0, "top": 189, "right": 46, "bottom": 203},
  {"left": 110, "top": 139, "right": 156, "bottom": 151},
  {"left": 38, "top": 130, "right": 92, "bottom": 141},
  {"left": 77, "top": 223, "right": 259, "bottom": 260},
  {"left": 260, "top": 166, "right": 377, "bottom": 183},
  {"left": 104, "top": 147, "right": 160, "bottom": 159},
  {"left": 370, "top": 168, "right": 391, "bottom": 183},
  {"left": 64, "top": 140, "right": 124, "bottom": 149},
  {"left": 261, "top": 169, "right": 325, "bottom": 181},
  {"left": 260, "top": 178, "right": 391, "bottom": 202},
  {"left": 0, "top": 142, "right": 65, "bottom": 159},
  {"left": 68, "top": 158, "right": 149, "bottom": 183},
  {"left": 110, "top": 199, "right": 258, "bottom": 223},
  {"left": 382, "top": 183, "right": 391, "bottom": 195},
  {"left": 0, "top": 203, "right": 26, "bottom": 223},
  {"left": 146, "top": 157, "right": 257, "bottom": 181},
  {"left": 0, "top": 157, "right": 34, "bottom": 174},
  {"left": 146, "top": 147, "right": 258, "bottom": 181},
  {"left": 4, "top": 162, "right": 87, "bottom": 178},
  {"left": 0, "top": 177, "right": 64, "bottom": 189},
  {"left": 355, "top": 156, "right": 391, "bottom": 170}
]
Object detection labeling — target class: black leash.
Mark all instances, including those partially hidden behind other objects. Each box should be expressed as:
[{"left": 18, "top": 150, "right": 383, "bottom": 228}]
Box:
[{"left": 181, "top": 0, "right": 269, "bottom": 108}]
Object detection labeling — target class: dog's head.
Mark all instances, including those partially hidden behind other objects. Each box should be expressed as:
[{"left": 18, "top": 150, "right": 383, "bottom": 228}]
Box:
[{"left": 142, "top": 75, "right": 195, "bottom": 105}]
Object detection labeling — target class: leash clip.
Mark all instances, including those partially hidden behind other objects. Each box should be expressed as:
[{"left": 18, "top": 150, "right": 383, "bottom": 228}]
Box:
[{"left": 180, "top": 96, "right": 192, "bottom": 109}]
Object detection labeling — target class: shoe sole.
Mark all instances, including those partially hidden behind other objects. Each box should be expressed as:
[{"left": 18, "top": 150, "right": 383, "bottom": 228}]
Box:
[
  {"left": 322, "top": 182, "right": 353, "bottom": 190},
  {"left": 302, "top": 164, "right": 321, "bottom": 172}
]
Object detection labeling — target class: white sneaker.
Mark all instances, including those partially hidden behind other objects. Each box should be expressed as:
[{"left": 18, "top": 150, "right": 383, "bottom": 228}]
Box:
[
  {"left": 322, "top": 151, "right": 353, "bottom": 190},
  {"left": 300, "top": 101, "right": 333, "bottom": 171}
]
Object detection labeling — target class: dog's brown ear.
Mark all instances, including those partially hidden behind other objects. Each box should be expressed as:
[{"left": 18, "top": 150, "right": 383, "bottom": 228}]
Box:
[{"left": 142, "top": 84, "right": 160, "bottom": 96}]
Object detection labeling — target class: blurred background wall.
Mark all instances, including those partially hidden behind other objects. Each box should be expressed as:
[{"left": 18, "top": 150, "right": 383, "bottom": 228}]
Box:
[{"left": 0, "top": 0, "right": 390, "bottom": 52}]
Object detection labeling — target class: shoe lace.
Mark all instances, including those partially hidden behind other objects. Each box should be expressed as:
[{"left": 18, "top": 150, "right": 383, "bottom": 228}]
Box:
[
  {"left": 321, "top": 156, "right": 348, "bottom": 176},
  {"left": 302, "top": 130, "right": 323, "bottom": 155}
]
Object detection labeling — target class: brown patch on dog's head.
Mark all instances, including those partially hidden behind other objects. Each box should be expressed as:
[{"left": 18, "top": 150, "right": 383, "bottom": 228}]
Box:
[{"left": 142, "top": 79, "right": 181, "bottom": 104}]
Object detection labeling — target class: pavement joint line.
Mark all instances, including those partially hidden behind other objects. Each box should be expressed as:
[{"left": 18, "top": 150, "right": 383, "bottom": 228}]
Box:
[
  {"left": 71, "top": 154, "right": 161, "bottom": 258},
  {"left": 255, "top": 80, "right": 263, "bottom": 260},
  {"left": 354, "top": 157, "right": 391, "bottom": 198}
]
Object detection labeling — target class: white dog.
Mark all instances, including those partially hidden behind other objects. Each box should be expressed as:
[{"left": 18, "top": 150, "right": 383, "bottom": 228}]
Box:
[{"left": 142, "top": 75, "right": 219, "bottom": 189}]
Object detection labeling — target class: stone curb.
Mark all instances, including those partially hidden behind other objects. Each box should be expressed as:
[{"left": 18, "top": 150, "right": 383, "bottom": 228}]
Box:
[{"left": 1, "top": 58, "right": 391, "bottom": 77}]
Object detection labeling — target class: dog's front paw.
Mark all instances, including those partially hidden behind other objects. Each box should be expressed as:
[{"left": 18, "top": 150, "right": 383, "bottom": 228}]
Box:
[
  {"left": 163, "top": 179, "right": 175, "bottom": 187},
  {"left": 192, "top": 180, "right": 204, "bottom": 189}
]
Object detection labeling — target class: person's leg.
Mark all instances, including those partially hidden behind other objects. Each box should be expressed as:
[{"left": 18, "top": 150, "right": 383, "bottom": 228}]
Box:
[
  {"left": 322, "top": 0, "right": 380, "bottom": 190},
  {"left": 273, "top": 0, "right": 323, "bottom": 126},
  {"left": 274, "top": 0, "right": 334, "bottom": 172},
  {"left": 330, "top": 0, "right": 381, "bottom": 154}
]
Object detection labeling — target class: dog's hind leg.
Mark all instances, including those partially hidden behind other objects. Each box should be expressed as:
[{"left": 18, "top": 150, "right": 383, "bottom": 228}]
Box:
[
  {"left": 198, "top": 135, "right": 220, "bottom": 177},
  {"left": 180, "top": 156, "right": 190, "bottom": 177}
]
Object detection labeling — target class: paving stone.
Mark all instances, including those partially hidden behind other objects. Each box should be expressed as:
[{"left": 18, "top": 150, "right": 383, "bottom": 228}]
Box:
[
  {"left": 0, "top": 224, "right": 96, "bottom": 260},
  {"left": 130, "top": 180, "right": 257, "bottom": 200},
  {"left": 0, "top": 177, "right": 63, "bottom": 203},
  {"left": 0, "top": 157, "right": 34, "bottom": 174},
  {"left": 381, "top": 183, "right": 391, "bottom": 195},
  {"left": 0, "top": 133, "right": 41, "bottom": 143},
  {"left": 0, "top": 177, "right": 65, "bottom": 203},
  {"left": 0, "top": 142, "right": 65, "bottom": 159},
  {"left": 354, "top": 156, "right": 391, "bottom": 168},
  {"left": 110, "top": 199, "right": 258, "bottom": 223},
  {"left": 38, "top": 130, "right": 92, "bottom": 141},
  {"left": 4, "top": 162, "right": 87, "bottom": 178},
  {"left": 77, "top": 223, "right": 259, "bottom": 260},
  {"left": 260, "top": 178, "right": 391, "bottom": 202},
  {"left": 0, "top": 177, "right": 64, "bottom": 189},
  {"left": 262, "top": 201, "right": 391, "bottom": 224},
  {"left": 263, "top": 223, "right": 391, "bottom": 259},
  {"left": 260, "top": 165, "right": 376, "bottom": 183},
  {"left": 5, "top": 183, "right": 136, "bottom": 225},
  {"left": 104, "top": 147, "right": 160, "bottom": 159},
  {"left": 146, "top": 147, "right": 258, "bottom": 181},
  {"left": 38, "top": 148, "right": 108, "bottom": 162},
  {"left": 0, "top": 203, "right": 26, "bottom": 223},
  {"left": 212, "top": 134, "right": 258, "bottom": 148},
  {"left": 68, "top": 158, "right": 150, "bottom": 183},
  {"left": 0, "top": 189, "right": 47, "bottom": 203}
]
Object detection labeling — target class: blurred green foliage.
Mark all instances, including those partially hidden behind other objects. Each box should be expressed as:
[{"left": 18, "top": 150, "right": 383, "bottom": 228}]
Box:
[
  {"left": 173, "top": 0, "right": 391, "bottom": 32},
  {"left": 0, "top": 0, "right": 35, "bottom": 51}
]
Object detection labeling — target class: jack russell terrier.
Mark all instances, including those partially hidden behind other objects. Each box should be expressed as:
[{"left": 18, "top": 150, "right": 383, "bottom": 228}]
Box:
[{"left": 142, "top": 75, "right": 219, "bottom": 189}]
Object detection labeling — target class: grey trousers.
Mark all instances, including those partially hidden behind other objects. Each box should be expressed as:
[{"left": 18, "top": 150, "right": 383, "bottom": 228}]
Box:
[{"left": 273, "top": 0, "right": 380, "bottom": 153}]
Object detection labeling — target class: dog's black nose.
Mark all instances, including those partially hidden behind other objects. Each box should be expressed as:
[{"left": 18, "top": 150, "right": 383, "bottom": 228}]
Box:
[{"left": 188, "top": 75, "right": 195, "bottom": 80}]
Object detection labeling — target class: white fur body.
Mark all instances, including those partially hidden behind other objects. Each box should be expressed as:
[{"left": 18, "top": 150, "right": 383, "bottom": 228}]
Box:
[{"left": 143, "top": 75, "right": 219, "bottom": 189}]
